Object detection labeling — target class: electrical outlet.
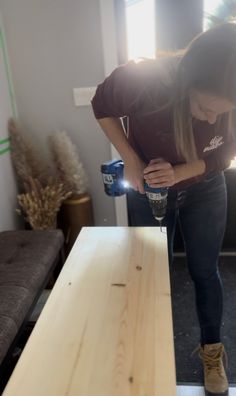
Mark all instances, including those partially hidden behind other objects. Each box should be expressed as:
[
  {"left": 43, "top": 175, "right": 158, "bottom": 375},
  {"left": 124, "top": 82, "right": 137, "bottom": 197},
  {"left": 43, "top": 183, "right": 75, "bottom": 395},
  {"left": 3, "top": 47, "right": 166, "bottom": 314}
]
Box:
[{"left": 73, "top": 87, "right": 96, "bottom": 107}]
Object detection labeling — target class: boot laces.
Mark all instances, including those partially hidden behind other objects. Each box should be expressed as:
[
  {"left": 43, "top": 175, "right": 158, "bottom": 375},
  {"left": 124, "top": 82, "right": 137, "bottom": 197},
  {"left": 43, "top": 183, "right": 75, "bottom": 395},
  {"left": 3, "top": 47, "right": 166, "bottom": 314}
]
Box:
[{"left": 192, "top": 344, "right": 228, "bottom": 377}]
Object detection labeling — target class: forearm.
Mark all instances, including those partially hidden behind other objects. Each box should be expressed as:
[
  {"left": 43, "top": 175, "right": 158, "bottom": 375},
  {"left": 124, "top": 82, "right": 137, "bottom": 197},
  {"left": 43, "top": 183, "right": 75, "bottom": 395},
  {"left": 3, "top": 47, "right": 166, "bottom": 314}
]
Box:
[
  {"left": 174, "top": 159, "right": 206, "bottom": 184},
  {"left": 97, "top": 117, "right": 138, "bottom": 161},
  {"left": 97, "top": 117, "right": 146, "bottom": 193}
]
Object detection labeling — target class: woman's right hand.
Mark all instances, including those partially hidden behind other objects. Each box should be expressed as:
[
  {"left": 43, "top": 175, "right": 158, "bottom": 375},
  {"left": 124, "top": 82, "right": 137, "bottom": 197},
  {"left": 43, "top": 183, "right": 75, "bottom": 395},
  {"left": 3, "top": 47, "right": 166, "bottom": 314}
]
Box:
[{"left": 124, "top": 155, "right": 146, "bottom": 194}]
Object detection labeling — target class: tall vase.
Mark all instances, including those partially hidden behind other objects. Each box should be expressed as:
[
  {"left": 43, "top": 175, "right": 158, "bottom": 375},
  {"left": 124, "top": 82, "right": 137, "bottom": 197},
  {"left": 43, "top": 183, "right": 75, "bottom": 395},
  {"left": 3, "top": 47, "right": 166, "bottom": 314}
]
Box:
[{"left": 59, "top": 193, "right": 94, "bottom": 256}]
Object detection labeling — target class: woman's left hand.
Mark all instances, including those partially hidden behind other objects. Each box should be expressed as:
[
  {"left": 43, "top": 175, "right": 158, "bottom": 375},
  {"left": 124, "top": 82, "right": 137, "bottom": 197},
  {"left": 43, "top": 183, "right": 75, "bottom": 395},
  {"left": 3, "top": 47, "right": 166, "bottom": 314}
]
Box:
[{"left": 143, "top": 158, "right": 176, "bottom": 188}]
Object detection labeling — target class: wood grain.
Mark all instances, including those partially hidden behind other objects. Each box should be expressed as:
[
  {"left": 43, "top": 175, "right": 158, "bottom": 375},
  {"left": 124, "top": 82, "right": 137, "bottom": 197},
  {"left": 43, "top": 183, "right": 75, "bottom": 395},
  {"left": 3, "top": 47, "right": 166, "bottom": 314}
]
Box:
[{"left": 3, "top": 227, "right": 176, "bottom": 396}]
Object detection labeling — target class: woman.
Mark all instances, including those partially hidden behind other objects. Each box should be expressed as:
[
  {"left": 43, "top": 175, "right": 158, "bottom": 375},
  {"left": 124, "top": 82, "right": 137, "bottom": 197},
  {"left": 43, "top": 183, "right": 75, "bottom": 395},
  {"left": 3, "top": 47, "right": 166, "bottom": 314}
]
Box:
[{"left": 92, "top": 23, "right": 236, "bottom": 396}]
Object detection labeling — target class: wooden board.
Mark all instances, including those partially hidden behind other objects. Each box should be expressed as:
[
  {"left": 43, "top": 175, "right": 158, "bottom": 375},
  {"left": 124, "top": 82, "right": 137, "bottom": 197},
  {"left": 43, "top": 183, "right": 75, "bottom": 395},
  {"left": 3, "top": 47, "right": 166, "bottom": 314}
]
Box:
[{"left": 3, "top": 227, "right": 176, "bottom": 396}]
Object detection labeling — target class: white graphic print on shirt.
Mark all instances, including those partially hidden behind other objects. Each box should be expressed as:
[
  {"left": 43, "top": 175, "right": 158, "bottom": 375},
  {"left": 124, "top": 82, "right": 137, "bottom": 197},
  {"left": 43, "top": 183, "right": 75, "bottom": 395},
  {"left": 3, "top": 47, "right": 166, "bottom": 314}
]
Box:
[{"left": 203, "top": 136, "right": 224, "bottom": 152}]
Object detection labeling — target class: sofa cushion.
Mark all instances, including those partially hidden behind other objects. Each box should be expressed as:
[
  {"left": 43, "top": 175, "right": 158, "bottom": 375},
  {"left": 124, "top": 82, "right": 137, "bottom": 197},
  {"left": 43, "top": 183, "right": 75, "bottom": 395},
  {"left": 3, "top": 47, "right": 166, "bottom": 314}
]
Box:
[
  {"left": 0, "top": 316, "right": 18, "bottom": 367},
  {"left": 0, "top": 230, "right": 64, "bottom": 290},
  {"left": 0, "top": 230, "right": 64, "bottom": 366}
]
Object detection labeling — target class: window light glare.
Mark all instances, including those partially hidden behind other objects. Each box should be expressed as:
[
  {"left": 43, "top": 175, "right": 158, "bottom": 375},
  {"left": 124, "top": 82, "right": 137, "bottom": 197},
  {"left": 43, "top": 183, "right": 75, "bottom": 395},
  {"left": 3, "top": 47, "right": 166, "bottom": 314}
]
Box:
[{"left": 125, "top": 0, "right": 155, "bottom": 60}]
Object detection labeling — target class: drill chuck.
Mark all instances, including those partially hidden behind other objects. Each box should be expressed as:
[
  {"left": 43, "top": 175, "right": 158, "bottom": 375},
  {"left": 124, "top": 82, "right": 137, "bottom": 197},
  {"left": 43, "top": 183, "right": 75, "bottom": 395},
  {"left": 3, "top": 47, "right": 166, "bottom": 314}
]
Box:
[{"left": 144, "top": 184, "right": 168, "bottom": 222}]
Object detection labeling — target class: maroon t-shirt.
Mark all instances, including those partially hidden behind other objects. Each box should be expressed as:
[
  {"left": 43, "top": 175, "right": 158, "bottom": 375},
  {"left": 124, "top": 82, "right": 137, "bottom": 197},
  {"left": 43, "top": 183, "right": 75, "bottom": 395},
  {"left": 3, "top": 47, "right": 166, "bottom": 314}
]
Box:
[{"left": 91, "top": 59, "right": 236, "bottom": 189}]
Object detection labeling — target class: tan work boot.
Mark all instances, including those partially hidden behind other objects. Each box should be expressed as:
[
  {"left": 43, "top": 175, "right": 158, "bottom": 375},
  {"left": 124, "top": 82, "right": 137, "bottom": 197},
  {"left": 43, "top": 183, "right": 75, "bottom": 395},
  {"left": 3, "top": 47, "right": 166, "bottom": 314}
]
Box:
[{"left": 199, "top": 343, "right": 229, "bottom": 396}]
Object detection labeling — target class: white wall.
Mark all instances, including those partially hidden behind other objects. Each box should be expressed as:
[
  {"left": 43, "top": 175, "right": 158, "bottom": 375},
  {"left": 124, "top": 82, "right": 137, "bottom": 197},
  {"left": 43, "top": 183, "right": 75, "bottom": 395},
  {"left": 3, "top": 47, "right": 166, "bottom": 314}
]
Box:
[
  {"left": 0, "top": 18, "right": 18, "bottom": 231},
  {"left": 0, "top": 0, "right": 117, "bottom": 226}
]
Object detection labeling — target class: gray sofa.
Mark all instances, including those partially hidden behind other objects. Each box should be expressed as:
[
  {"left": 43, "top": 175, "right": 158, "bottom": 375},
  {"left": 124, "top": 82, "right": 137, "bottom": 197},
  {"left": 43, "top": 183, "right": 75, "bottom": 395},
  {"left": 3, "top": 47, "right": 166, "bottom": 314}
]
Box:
[{"left": 0, "top": 229, "right": 64, "bottom": 371}]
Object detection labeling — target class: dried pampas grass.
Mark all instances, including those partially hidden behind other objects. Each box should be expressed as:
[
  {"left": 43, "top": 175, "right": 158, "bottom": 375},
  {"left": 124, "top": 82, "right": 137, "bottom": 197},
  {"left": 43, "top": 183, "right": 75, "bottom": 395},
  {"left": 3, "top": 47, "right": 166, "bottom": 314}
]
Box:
[
  {"left": 49, "top": 131, "right": 88, "bottom": 197},
  {"left": 8, "top": 119, "right": 50, "bottom": 188},
  {"left": 17, "top": 178, "right": 71, "bottom": 230},
  {"left": 9, "top": 120, "right": 89, "bottom": 230}
]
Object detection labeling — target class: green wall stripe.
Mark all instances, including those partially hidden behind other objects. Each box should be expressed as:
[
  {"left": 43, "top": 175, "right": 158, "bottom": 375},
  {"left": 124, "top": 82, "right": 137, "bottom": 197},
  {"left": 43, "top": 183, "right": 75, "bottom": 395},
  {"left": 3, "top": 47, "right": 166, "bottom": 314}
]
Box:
[
  {"left": 0, "top": 27, "right": 17, "bottom": 118},
  {"left": 0, "top": 146, "right": 10, "bottom": 155},
  {"left": 0, "top": 137, "right": 10, "bottom": 145}
]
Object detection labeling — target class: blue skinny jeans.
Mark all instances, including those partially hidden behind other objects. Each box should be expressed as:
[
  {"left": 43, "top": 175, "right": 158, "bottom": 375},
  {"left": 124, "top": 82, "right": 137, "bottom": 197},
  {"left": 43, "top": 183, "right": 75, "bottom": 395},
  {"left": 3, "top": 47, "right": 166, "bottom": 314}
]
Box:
[{"left": 126, "top": 171, "right": 227, "bottom": 345}]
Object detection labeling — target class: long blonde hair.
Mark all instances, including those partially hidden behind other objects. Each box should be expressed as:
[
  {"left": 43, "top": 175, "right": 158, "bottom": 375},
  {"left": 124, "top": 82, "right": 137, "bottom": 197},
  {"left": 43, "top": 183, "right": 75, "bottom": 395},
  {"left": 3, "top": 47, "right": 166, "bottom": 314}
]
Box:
[{"left": 154, "top": 23, "right": 236, "bottom": 162}]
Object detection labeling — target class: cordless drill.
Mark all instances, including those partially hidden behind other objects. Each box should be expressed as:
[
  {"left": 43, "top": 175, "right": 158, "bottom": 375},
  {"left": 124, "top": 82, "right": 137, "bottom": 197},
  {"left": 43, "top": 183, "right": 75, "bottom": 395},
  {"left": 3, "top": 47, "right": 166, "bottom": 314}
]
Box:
[{"left": 101, "top": 159, "right": 168, "bottom": 225}]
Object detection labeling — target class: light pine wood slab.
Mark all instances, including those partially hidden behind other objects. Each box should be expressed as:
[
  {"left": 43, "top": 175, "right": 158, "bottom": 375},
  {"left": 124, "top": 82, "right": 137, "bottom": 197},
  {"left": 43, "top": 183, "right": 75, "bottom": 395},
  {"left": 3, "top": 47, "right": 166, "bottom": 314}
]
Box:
[{"left": 3, "top": 227, "right": 176, "bottom": 396}]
